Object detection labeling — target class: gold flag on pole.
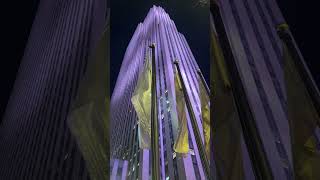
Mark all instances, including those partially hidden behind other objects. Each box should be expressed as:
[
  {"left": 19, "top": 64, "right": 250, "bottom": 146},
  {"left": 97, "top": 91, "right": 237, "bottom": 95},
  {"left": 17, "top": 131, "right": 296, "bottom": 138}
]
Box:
[
  {"left": 67, "top": 22, "right": 109, "bottom": 180},
  {"left": 131, "top": 55, "right": 152, "bottom": 149},
  {"left": 211, "top": 25, "right": 246, "bottom": 180},
  {"left": 173, "top": 70, "right": 189, "bottom": 154},
  {"left": 198, "top": 73, "right": 210, "bottom": 158},
  {"left": 283, "top": 40, "right": 320, "bottom": 180}
]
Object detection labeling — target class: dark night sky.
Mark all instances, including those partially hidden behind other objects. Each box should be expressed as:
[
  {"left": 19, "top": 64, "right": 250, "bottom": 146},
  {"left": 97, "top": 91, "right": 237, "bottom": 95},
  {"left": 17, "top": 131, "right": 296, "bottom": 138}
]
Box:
[
  {"left": 1, "top": 1, "right": 40, "bottom": 120},
  {"left": 0, "top": 0, "right": 319, "bottom": 120},
  {"left": 276, "top": 0, "right": 320, "bottom": 85}
]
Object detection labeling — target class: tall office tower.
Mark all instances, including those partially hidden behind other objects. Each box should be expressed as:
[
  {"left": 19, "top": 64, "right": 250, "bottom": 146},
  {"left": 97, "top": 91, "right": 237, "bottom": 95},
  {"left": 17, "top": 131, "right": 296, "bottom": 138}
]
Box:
[
  {"left": 0, "top": 0, "right": 107, "bottom": 179},
  {"left": 210, "top": 0, "right": 320, "bottom": 179},
  {"left": 111, "top": 6, "right": 208, "bottom": 180}
]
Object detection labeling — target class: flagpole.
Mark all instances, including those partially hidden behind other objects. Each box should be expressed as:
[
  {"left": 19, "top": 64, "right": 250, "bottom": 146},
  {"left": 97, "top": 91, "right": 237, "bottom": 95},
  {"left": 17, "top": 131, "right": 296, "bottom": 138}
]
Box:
[
  {"left": 174, "top": 61, "right": 212, "bottom": 180},
  {"left": 210, "top": 0, "right": 273, "bottom": 179},
  {"left": 277, "top": 23, "right": 320, "bottom": 126},
  {"left": 149, "top": 43, "right": 160, "bottom": 180},
  {"left": 197, "top": 69, "right": 210, "bottom": 97}
]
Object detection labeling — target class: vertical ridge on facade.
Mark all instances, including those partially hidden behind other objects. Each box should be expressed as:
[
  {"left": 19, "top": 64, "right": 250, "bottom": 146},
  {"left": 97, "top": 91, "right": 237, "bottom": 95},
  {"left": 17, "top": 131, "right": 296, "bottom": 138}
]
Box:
[{"left": 0, "top": 0, "right": 107, "bottom": 179}]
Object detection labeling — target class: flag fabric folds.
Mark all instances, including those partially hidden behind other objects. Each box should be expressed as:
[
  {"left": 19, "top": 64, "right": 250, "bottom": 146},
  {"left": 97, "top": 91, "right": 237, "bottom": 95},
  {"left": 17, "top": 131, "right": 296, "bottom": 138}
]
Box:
[
  {"left": 67, "top": 22, "right": 109, "bottom": 180},
  {"left": 131, "top": 55, "right": 152, "bottom": 149},
  {"left": 211, "top": 27, "right": 246, "bottom": 179},
  {"left": 283, "top": 41, "right": 320, "bottom": 180},
  {"left": 198, "top": 74, "right": 210, "bottom": 158},
  {"left": 173, "top": 70, "right": 189, "bottom": 154}
]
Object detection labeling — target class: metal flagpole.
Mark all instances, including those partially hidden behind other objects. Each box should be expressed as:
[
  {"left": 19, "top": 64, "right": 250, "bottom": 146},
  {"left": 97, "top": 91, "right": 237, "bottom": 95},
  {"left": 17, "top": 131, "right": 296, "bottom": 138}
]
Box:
[
  {"left": 197, "top": 69, "right": 210, "bottom": 97},
  {"left": 210, "top": 0, "right": 273, "bottom": 179},
  {"left": 174, "top": 61, "right": 212, "bottom": 180},
  {"left": 277, "top": 23, "right": 320, "bottom": 126},
  {"left": 149, "top": 43, "right": 160, "bottom": 180}
]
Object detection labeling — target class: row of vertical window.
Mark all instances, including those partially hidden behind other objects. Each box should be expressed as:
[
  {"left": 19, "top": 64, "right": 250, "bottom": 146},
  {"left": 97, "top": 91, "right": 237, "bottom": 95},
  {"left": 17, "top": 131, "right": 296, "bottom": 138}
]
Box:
[{"left": 227, "top": 0, "right": 292, "bottom": 179}]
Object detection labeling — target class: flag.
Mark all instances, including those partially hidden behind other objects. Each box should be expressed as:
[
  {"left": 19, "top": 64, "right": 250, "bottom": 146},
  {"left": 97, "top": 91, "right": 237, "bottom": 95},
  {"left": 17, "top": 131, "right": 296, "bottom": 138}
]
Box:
[
  {"left": 211, "top": 26, "right": 246, "bottom": 179},
  {"left": 67, "top": 22, "right": 109, "bottom": 180},
  {"left": 283, "top": 40, "right": 320, "bottom": 180},
  {"left": 198, "top": 73, "right": 210, "bottom": 158},
  {"left": 131, "top": 55, "right": 152, "bottom": 149},
  {"left": 173, "top": 70, "right": 189, "bottom": 154}
]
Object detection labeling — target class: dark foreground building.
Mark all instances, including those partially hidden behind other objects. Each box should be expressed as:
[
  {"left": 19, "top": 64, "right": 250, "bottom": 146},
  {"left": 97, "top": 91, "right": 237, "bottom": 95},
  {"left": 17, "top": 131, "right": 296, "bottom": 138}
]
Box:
[
  {"left": 0, "top": 0, "right": 107, "bottom": 179},
  {"left": 210, "top": 0, "right": 320, "bottom": 179}
]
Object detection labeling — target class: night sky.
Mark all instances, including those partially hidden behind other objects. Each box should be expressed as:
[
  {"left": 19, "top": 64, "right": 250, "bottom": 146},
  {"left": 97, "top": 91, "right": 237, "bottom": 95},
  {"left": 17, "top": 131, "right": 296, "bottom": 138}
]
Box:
[
  {"left": 276, "top": 0, "right": 320, "bottom": 86},
  {"left": 0, "top": 0, "right": 319, "bottom": 120},
  {"left": 1, "top": 1, "right": 40, "bottom": 120}
]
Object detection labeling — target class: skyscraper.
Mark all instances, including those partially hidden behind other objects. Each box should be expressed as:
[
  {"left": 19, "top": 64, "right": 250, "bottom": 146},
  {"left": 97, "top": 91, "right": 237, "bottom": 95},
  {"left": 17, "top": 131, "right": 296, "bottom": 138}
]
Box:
[
  {"left": 111, "top": 6, "right": 209, "bottom": 180},
  {"left": 0, "top": 0, "right": 107, "bottom": 179},
  {"left": 210, "top": 0, "right": 320, "bottom": 179}
]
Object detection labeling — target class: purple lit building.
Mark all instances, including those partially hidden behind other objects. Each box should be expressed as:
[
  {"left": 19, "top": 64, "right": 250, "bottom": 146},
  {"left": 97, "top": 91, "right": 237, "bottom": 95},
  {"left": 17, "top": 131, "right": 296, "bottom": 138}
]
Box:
[
  {"left": 110, "top": 159, "right": 129, "bottom": 180},
  {"left": 211, "top": 0, "right": 320, "bottom": 179},
  {"left": 0, "top": 0, "right": 107, "bottom": 179},
  {"left": 111, "top": 6, "right": 208, "bottom": 180}
]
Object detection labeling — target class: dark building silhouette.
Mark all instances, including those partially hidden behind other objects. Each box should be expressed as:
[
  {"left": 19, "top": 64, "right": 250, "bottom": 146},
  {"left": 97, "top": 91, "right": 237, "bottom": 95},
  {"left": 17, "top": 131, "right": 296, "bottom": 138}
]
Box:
[{"left": 0, "top": 0, "right": 107, "bottom": 179}]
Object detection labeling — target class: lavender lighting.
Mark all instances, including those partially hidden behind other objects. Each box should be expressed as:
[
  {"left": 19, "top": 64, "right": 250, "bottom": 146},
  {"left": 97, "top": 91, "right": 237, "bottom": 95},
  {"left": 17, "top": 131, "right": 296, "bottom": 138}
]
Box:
[{"left": 111, "top": 6, "right": 207, "bottom": 180}]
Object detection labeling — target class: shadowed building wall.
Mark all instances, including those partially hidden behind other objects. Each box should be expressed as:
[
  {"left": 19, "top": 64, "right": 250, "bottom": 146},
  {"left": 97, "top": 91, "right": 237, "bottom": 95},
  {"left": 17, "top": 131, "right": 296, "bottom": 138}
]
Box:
[
  {"left": 211, "top": 0, "right": 320, "bottom": 179},
  {"left": 0, "top": 0, "right": 107, "bottom": 179}
]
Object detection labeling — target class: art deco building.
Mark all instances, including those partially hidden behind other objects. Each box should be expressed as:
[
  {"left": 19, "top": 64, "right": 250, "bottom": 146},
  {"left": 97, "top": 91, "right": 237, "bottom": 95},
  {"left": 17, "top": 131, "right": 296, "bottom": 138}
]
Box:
[
  {"left": 111, "top": 6, "right": 209, "bottom": 180},
  {"left": 0, "top": 0, "right": 107, "bottom": 179},
  {"left": 210, "top": 0, "right": 320, "bottom": 179}
]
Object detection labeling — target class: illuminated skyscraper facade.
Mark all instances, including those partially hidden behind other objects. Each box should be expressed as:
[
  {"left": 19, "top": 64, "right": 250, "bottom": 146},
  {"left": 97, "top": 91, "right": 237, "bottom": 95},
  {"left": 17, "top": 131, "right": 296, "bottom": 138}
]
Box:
[
  {"left": 210, "top": 0, "right": 320, "bottom": 179},
  {"left": 0, "top": 0, "right": 107, "bottom": 179},
  {"left": 111, "top": 6, "right": 208, "bottom": 180}
]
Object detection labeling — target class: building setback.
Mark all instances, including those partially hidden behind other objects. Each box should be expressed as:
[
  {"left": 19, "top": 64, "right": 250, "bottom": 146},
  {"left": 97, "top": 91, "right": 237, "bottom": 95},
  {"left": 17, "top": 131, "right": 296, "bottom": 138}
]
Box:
[
  {"left": 111, "top": 6, "right": 209, "bottom": 180},
  {"left": 0, "top": 0, "right": 107, "bottom": 179}
]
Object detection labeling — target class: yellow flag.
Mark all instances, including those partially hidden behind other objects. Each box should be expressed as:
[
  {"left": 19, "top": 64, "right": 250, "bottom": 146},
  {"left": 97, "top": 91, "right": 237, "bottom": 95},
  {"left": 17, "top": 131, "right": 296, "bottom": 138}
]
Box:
[
  {"left": 131, "top": 55, "right": 152, "bottom": 149},
  {"left": 67, "top": 23, "right": 109, "bottom": 180},
  {"left": 283, "top": 41, "right": 320, "bottom": 180},
  {"left": 173, "top": 71, "right": 189, "bottom": 154},
  {"left": 198, "top": 73, "right": 210, "bottom": 159},
  {"left": 211, "top": 26, "right": 245, "bottom": 179}
]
